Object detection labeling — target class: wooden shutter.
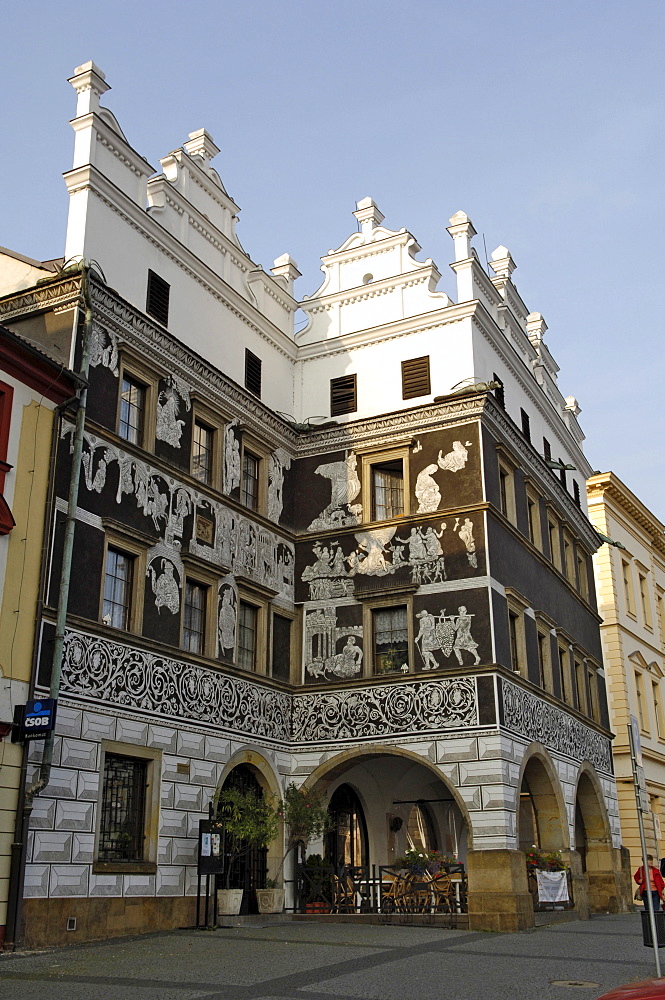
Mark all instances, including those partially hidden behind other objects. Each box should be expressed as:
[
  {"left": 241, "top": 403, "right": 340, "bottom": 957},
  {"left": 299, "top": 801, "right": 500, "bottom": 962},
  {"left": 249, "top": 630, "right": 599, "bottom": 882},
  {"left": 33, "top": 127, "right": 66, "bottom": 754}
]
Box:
[
  {"left": 146, "top": 270, "right": 170, "bottom": 326},
  {"left": 245, "top": 349, "right": 262, "bottom": 398},
  {"left": 493, "top": 373, "right": 505, "bottom": 409},
  {"left": 520, "top": 408, "right": 531, "bottom": 441},
  {"left": 401, "top": 356, "right": 430, "bottom": 399},
  {"left": 330, "top": 374, "right": 357, "bottom": 415}
]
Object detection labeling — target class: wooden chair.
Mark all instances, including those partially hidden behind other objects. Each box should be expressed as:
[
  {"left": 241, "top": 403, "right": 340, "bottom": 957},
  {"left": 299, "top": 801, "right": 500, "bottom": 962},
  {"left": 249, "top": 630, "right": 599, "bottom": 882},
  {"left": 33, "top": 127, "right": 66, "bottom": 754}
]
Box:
[{"left": 332, "top": 873, "right": 356, "bottom": 913}]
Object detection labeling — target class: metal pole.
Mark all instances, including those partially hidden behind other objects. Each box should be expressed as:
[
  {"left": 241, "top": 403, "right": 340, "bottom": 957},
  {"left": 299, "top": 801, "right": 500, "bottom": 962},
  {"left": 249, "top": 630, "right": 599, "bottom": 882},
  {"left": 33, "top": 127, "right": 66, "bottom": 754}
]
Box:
[{"left": 629, "top": 722, "right": 662, "bottom": 977}]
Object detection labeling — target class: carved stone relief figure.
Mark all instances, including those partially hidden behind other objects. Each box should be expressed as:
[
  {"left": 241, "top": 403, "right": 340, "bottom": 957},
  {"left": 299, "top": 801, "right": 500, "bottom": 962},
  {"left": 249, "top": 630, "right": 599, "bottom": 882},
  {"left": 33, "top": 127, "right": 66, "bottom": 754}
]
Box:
[
  {"left": 308, "top": 452, "right": 362, "bottom": 531},
  {"left": 301, "top": 540, "right": 354, "bottom": 601},
  {"left": 456, "top": 517, "right": 477, "bottom": 569},
  {"left": 224, "top": 419, "right": 241, "bottom": 494},
  {"left": 156, "top": 377, "right": 190, "bottom": 448},
  {"left": 149, "top": 558, "right": 181, "bottom": 614},
  {"left": 268, "top": 448, "right": 291, "bottom": 522},
  {"left": 415, "top": 606, "right": 480, "bottom": 670},
  {"left": 89, "top": 323, "right": 119, "bottom": 376},
  {"left": 304, "top": 606, "right": 363, "bottom": 680},
  {"left": 218, "top": 576, "right": 238, "bottom": 657},
  {"left": 394, "top": 523, "right": 447, "bottom": 583},
  {"left": 413, "top": 439, "right": 473, "bottom": 515}
]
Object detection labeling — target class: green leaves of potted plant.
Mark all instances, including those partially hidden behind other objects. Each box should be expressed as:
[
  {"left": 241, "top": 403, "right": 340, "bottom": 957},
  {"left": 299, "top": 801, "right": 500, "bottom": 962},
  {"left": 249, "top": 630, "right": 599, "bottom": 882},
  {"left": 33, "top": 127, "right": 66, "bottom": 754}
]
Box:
[
  {"left": 269, "top": 784, "right": 331, "bottom": 914},
  {"left": 216, "top": 786, "right": 279, "bottom": 915}
]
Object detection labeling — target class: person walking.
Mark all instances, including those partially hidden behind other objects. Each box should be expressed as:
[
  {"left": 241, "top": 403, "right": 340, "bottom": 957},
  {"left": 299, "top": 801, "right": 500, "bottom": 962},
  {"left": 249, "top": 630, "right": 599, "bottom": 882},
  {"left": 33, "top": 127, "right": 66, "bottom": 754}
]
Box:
[{"left": 634, "top": 855, "right": 665, "bottom": 911}]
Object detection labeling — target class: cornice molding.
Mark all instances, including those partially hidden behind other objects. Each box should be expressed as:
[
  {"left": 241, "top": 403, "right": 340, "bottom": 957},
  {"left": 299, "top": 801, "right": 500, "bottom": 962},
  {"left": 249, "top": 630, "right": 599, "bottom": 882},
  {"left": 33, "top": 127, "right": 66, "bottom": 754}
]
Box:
[
  {"left": 0, "top": 275, "right": 81, "bottom": 321},
  {"left": 587, "top": 473, "right": 665, "bottom": 555}
]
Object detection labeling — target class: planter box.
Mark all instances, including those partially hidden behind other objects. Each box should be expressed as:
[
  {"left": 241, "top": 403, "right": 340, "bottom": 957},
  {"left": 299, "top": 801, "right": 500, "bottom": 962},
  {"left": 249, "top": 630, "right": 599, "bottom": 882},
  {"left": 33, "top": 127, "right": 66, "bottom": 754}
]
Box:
[
  {"left": 305, "top": 901, "right": 331, "bottom": 914},
  {"left": 217, "top": 889, "right": 243, "bottom": 915},
  {"left": 256, "top": 889, "right": 284, "bottom": 914}
]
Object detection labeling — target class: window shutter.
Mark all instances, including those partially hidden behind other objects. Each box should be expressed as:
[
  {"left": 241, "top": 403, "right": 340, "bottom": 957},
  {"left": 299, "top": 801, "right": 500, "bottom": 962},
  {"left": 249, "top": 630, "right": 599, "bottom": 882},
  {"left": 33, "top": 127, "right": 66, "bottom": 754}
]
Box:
[
  {"left": 401, "top": 356, "right": 431, "bottom": 399},
  {"left": 573, "top": 480, "right": 581, "bottom": 507},
  {"left": 520, "top": 408, "right": 531, "bottom": 441},
  {"left": 245, "top": 350, "right": 262, "bottom": 398},
  {"left": 493, "top": 374, "right": 505, "bottom": 409},
  {"left": 543, "top": 437, "right": 552, "bottom": 462},
  {"left": 146, "top": 270, "right": 170, "bottom": 326},
  {"left": 330, "top": 374, "right": 357, "bottom": 416}
]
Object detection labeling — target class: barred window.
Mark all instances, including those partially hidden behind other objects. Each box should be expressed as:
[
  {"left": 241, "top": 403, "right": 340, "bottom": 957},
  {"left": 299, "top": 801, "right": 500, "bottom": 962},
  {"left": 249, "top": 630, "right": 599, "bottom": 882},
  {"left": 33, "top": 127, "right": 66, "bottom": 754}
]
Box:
[
  {"left": 373, "top": 606, "right": 408, "bottom": 675},
  {"left": 102, "top": 548, "right": 133, "bottom": 630},
  {"left": 98, "top": 754, "right": 147, "bottom": 862},
  {"left": 118, "top": 376, "right": 145, "bottom": 445}
]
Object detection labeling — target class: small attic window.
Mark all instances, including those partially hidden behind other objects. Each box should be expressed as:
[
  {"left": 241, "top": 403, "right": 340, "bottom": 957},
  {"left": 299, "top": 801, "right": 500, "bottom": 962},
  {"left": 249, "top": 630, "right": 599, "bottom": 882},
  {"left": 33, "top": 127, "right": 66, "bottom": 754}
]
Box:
[
  {"left": 330, "top": 374, "right": 357, "bottom": 416},
  {"left": 401, "top": 356, "right": 431, "bottom": 400},
  {"left": 146, "top": 270, "right": 170, "bottom": 327},
  {"left": 362, "top": 273, "right": 373, "bottom": 285},
  {"left": 245, "top": 349, "right": 262, "bottom": 398}
]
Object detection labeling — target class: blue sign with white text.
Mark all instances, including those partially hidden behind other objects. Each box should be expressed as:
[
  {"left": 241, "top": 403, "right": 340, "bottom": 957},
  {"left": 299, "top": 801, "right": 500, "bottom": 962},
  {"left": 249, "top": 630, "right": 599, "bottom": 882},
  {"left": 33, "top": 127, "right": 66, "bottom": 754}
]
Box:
[{"left": 22, "top": 699, "right": 57, "bottom": 740}]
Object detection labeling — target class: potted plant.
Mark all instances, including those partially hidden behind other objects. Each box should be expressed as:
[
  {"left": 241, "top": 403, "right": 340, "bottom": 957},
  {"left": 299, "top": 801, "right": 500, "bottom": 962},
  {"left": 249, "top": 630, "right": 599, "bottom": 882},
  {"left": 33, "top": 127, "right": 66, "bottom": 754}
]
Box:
[
  {"left": 394, "top": 848, "right": 457, "bottom": 877},
  {"left": 216, "top": 785, "right": 279, "bottom": 915},
  {"left": 260, "top": 783, "right": 331, "bottom": 914},
  {"left": 302, "top": 853, "right": 333, "bottom": 913}
]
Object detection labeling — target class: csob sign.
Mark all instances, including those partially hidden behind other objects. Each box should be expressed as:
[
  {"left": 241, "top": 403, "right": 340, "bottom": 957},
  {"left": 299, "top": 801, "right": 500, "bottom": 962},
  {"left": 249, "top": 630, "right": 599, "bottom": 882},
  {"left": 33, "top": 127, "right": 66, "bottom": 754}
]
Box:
[{"left": 20, "top": 699, "right": 58, "bottom": 741}]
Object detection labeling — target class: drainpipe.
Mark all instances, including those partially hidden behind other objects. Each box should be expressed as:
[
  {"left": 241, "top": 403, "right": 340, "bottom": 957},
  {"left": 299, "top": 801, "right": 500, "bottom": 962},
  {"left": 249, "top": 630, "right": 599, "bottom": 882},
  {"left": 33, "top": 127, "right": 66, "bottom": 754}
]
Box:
[{"left": 3, "top": 263, "right": 93, "bottom": 947}]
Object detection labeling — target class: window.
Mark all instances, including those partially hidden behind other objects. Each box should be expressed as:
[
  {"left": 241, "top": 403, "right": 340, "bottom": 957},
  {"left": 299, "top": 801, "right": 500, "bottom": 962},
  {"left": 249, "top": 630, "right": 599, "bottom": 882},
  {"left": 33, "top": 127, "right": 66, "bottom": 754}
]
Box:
[
  {"left": 371, "top": 459, "right": 404, "bottom": 520},
  {"left": 98, "top": 753, "right": 147, "bottom": 862},
  {"left": 636, "top": 671, "right": 648, "bottom": 732},
  {"left": 118, "top": 374, "right": 146, "bottom": 445},
  {"left": 497, "top": 461, "right": 515, "bottom": 524},
  {"left": 508, "top": 611, "right": 521, "bottom": 672},
  {"left": 639, "top": 572, "right": 652, "bottom": 627},
  {"left": 657, "top": 590, "right": 665, "bottom": 645},
  {"left": 183, "top": 580, "right": 207, "bottom": 655},
  {"left": 543, "top": 437, "right": 552, "bottom": 463},
  {"left": 237, "top": 600, "right": 258, "bottom": 671},
  {"left": 557, "top": 457, "right": 567, "bottom": 489},
  {"left": 401, "top": 356, "right": 431, "bottom": 400},
  {"left": 558, "top": 644, "right": 571, "bottom": 704},
  {"left": 573, "top": 480, "right": 581, "bottom": 507},
  {"left": 653, "top": 680, "right": 664, "bottom": 739},
  {"left": 622, "top": 560, "right": 636, "bottom": 616},
  {"left": 245, "top": 349, "right": 262, "bottom": 398},
  {"left": 241, "top": 450, "right": 260, "bottom": 510},
  {"left": 373, "top": 606, "right": 409, "bottom": 675},
  {"left": 493, "top": 374, "right": 505, "bottom": 409},
  {"left": 576, "top": 551, "right": 589, "bottom": 602},
  {"left": 563, "top": 531, "right": 575, "bottom": 584},
  {"left": 271, "top": 614, "right": 292, "bottom": 681},
  {"left": 146, "top": 270, "right": 170, "bottom": 326},
  {"left": 548, "top": 515, "right": 561, "bottom": 571},
  {"left": 520, "top": 408, "right": 531, "bottom": 442},
  {"left": 506, "top": 594, "right": 528, "bottom": 677},
  {"left": 526, "top": 490, "right": 541, "bottom": 549},
  {"left": 192, "top": 419, "right": 213, "bottom": 484},
  {"left": 587, "top": 668, "right": 600, "bottom": 722},
  {"left": 574, "top": 658, "right": 586, "bottom": 713},
  {"left": 537, "top": 630, "right": 551, "bottom": 691},
  {"left": 330, "top": 374, "right": 357, "bottom": 416},
  {"left": 95, "top": 741, "right": 160, "bottom": 873},
  {"left": 102, "top": 548, "right": 134, "bottom": 630}
]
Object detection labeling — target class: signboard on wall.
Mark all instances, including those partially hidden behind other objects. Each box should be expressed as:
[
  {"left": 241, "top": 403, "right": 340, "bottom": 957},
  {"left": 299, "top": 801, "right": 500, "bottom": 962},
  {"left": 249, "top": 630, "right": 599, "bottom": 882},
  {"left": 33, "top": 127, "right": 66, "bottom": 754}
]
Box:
[{"left": 198, "top": 819, "right": 225, "bottom": 875}]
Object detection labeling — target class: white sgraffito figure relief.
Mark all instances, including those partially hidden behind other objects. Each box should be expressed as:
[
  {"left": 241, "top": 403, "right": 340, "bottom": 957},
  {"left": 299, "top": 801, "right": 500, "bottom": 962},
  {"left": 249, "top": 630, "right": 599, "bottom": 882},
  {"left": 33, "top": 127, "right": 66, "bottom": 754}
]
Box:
[
  {"left": 82, "top": 445, "right": 112, "bottom": 493},
  {"left": 412, "top": 439, "right": 422, "bottom": 454},
  {"left": 149, "top": 557, "right": 181, "bottom": 614},
  {"left": 437, "top": 440, "right": 472, "bottom": 473},
  {"left": 457, "top": 517, "right": 477, "bottom": 569},
  {"left": 415, "top": 606, "right": 480, "bottom": 669},
  {"left": 347, "top": 526, "right": 396, "bottom": 576},
  {"left": 224, "top": 419, "right": 241, "bottom": 494},
  {"left": 268, "top": 448, "right": 291, "bottom": 522},
  {"left": 156, "top": 377, "right": 190, "bottom": 448},
  {"left": 394, "top": 522, "right": 447, "bottom": 584},
  {"left": 304, "top": 606, "right": 363, "bottom": 680},
  {"left": 218, "top": 579, "right": 237, "bottom": 656},
  {"left": 89, "top": 324, "right": 119, "bottom": 376},
  {"left": 308, "top": 452, "right": 362, "bottom": 531},
  {"left": 414, "top": 463, "right": 441, "bottom": 514},
  {"left": 301, "top": 540, "right": 353, "bottom": 601}
]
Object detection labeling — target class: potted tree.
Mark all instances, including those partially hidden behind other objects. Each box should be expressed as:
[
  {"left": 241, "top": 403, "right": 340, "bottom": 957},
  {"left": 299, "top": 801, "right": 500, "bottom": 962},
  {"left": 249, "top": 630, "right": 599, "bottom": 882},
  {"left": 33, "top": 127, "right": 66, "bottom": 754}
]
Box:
[
  {"left": 216, "top": 785, "right": 279, "bottom": 915},
  {"left": 257, "top": 783, "right": 330, "bottom": 914}
]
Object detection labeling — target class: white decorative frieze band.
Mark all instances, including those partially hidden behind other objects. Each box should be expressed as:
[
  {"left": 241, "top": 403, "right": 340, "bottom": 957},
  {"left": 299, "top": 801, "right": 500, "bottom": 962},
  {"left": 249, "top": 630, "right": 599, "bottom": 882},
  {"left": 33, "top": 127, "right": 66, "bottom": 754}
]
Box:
[
  {"left": 292, "top": 676, "right": 477, "bottom": 743},
  {"left": 501, "top": 678, "right": 612, "bottom": 773}
]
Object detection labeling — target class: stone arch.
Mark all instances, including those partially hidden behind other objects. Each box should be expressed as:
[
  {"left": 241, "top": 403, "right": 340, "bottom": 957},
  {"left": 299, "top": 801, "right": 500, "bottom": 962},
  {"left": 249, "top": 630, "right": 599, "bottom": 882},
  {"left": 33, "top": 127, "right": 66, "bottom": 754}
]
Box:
[
  {"left": 515, "top": 743, "right": 568, "bottom": 852},
  {"left": 301, "top": 744, "right": 474, "bottom": 850},
  {"left": 213, "top": 747, "right": 284, "bottom": 880},
  {"left": 574, "top": 761, "right": 613, "bottom": 869}
]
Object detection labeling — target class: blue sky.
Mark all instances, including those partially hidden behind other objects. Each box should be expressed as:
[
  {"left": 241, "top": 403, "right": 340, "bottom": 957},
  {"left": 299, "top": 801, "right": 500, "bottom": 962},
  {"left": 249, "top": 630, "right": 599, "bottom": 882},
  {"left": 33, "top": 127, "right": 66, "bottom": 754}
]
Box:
[{"left": 2, "top": 1, "right": 664, "bottom": 518}]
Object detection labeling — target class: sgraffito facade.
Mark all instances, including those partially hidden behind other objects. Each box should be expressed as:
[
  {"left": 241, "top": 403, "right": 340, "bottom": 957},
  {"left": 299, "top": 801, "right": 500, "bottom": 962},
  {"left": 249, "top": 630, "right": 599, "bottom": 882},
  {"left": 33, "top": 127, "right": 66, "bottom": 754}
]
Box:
[{"left": 0, "top": 61, "right": 631, "bottom": 947}]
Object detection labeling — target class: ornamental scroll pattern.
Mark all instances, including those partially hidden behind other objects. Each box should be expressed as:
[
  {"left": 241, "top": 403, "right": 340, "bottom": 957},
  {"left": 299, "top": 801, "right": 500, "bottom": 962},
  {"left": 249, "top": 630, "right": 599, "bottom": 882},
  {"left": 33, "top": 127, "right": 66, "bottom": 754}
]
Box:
[
  {"left": 502, "top": 679, "right": 612, "bottom": 773},
  {"left": 62, "top": 630, "right": 291, "bottom": 742},
  {"left": 292, "top": 677, "right": 477, "bottom": 743}
]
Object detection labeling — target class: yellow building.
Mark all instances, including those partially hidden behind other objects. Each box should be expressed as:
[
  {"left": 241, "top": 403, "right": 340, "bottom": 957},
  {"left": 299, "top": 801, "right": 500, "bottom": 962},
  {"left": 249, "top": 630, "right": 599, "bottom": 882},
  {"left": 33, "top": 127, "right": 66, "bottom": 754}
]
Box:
[
  {"left": 587, "top": 473, "right": 665, "bottom": 874},
  {"left": 0, "top": 274, "right": 77, "bottom": 947}
]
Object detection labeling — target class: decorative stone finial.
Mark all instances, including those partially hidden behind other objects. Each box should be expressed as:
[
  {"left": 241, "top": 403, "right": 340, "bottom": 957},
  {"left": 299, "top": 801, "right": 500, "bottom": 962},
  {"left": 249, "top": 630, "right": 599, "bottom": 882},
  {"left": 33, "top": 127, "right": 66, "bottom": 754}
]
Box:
[
  {"left": 183, "top": 129, "right": 221, "bottom": 165},
  {"left": 353, "top": 197, "right": 385, "bottom": 236},
  {"left": 447, "top": 211, "right": 477, "bottom": 262},
  {"left": 526, "top": 312, "right": 548, "bottom": 346},
  {"left": 68, "top": 61, "right": 110, "bottom": 118},
  {"left": 271, "top": 254, "right": 301, "bottom": 292},
  {"left": 489, "top": 245, "right": 516, "bottom": 280},
  {"left": 565, "top": 396, "right": 581, "bottom": 416}
]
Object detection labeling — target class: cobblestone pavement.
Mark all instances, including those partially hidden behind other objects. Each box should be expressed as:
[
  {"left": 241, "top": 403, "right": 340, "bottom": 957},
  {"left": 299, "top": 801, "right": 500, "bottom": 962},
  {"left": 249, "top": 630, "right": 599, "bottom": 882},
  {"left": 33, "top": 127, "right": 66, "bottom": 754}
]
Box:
[{"left": 0, "top": 914, "right": 660, "bottom": 1000}]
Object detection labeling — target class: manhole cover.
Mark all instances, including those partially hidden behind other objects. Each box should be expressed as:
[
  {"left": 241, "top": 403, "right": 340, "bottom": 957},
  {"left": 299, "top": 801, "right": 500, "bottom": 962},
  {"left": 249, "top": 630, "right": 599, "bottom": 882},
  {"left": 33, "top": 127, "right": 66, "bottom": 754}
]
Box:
[{"left": 551, "top": 982, "right": 601, "bottom": 990}]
